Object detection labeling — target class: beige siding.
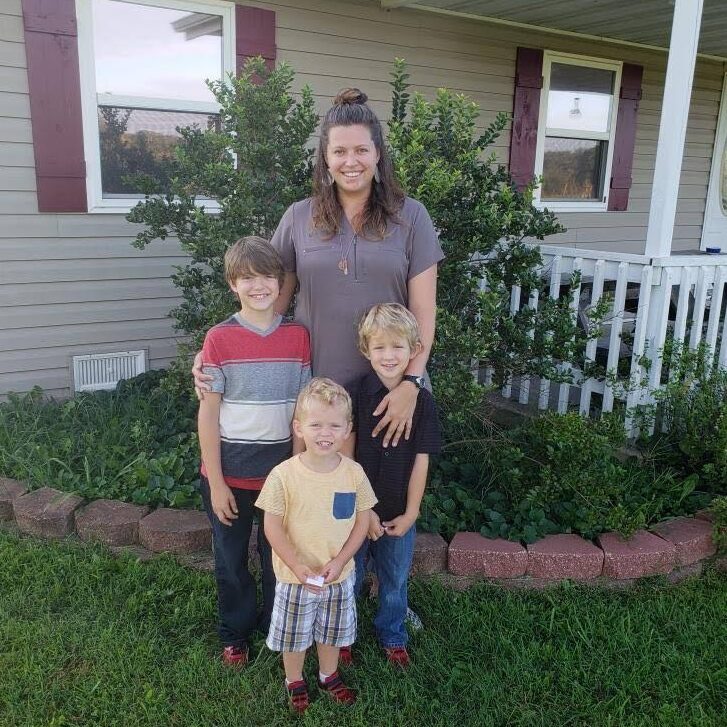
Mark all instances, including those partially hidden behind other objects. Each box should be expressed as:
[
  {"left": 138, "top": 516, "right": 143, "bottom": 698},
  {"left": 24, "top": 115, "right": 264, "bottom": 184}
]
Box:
[
  {"left": 0, "top": 0, "right": 724, "bottom": 396},
  {"left": 269, "top": 0, "right": 724, "bottom": 253},
  {"left": 0, "top": 0, "right": 184, "bottom": 397}
]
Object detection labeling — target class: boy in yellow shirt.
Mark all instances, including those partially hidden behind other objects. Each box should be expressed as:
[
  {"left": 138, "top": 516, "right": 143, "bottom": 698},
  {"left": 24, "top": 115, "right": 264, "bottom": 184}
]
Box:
[{"left": 255, "top": 378, "right": 377, "bottom": 714}]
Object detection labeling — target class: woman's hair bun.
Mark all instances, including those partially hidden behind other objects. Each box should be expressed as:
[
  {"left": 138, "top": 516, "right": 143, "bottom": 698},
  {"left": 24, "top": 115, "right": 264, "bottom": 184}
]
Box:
[{"left": 333, "top": 88, "right": 368, "bottom": 106}]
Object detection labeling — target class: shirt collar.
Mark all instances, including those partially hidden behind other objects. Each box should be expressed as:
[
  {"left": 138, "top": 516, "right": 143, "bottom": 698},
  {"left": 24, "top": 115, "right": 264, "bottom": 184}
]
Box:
[{"left": 362, "top": 370, "right": 389, "bottom": 396}]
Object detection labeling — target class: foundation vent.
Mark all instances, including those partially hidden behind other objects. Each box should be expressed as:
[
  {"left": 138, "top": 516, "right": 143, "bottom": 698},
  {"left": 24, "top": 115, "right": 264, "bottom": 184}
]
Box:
[{"left": 72, "top": 351, "right": 146, "bottom": 393}]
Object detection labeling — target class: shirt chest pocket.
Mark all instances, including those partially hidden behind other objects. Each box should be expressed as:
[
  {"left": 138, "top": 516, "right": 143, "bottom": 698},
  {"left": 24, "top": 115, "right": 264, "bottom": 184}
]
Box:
[{"left": 332, "top": 491, "right": 356, "bottom": 520}]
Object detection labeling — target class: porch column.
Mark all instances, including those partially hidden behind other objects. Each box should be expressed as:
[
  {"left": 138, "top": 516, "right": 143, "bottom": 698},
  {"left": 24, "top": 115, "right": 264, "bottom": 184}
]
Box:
[{"left": 644, "top": 0, "right": 704, "bottom": 258}]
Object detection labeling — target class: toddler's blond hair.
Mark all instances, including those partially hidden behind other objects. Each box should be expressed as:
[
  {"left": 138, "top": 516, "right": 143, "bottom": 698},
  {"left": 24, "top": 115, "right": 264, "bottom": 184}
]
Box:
[
  {"left": 358, "top": 303, "right": 421, "bottom": 356},
  {"left": 295, "top": 377, "right": 353, "bottom": 422}
]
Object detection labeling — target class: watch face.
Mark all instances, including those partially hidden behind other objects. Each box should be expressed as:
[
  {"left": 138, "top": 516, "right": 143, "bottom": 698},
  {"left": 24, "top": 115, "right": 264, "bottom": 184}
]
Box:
[{"left": 406, "top": 375, "right": 425, "bottom": 388}]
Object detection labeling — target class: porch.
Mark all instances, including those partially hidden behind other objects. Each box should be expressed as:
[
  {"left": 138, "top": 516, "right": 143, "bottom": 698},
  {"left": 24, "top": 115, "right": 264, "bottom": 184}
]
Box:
[{"left": 390, "top": 0, "right": 727, "bottom": 430}]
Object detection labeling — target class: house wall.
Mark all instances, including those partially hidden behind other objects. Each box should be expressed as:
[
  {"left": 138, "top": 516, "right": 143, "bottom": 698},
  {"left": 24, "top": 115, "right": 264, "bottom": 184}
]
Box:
[{"left": 0, "top": 0, "right": 724, "bottom": 397}]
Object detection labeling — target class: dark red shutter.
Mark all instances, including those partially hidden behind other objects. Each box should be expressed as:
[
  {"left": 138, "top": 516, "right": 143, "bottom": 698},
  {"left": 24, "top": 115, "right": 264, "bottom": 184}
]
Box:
[
  {"left": 509, "top": 47, "right": 543, "bottom": 191},
  {"left": 235, "top": 6, "right": 276, "bottom": 74},
  {"left": 608, "top": 63, "right": 643, "bottom": 211},
  {"left": 22, "top": 0, "right": 86, "bottom": 213}
]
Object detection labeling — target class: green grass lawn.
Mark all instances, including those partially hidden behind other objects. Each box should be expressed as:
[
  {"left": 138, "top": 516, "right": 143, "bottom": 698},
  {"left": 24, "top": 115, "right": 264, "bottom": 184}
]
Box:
[{"left": 0, "top": 530, "right": 725, "bottom": 727}]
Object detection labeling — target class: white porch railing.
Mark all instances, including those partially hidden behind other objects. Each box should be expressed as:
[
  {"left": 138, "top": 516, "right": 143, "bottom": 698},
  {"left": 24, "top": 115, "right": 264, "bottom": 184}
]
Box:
[{"left": 493, "top": 245, "right": 727, "bottom": 436}]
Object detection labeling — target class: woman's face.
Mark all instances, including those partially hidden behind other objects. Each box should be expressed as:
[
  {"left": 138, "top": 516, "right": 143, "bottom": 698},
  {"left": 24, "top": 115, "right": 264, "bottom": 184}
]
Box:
[{"left": 325, "top": 124, "right": 380, "bottom": 201}]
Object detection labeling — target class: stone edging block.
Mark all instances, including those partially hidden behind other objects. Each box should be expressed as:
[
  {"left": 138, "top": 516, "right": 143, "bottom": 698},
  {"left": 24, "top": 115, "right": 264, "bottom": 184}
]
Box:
[
  {"left": 14, "top": 487, "right": 84, "bottom": 539},
  {"left": 412, "top": 532, "right": 448, "bottom": 576},
  {"left": 139, "top": 508, "right": 212, "bottom": 554},
  {"left": 0, "top": 478, "right": 28, "bottom": 521},
  {"left": 596, "top": 529, "right": 676, "bottom": 579},
  {"left": 651, "top": 516, "right": 716, "bottom": 566},
  {"left": 448, "top": 532, "right": 527, "bottom": 577},
  {"left": 75, "top": 499, "right": 150, "bottom": 546},
  {"left": 526, "top": 533, "right": 604, "bottom": 579}
]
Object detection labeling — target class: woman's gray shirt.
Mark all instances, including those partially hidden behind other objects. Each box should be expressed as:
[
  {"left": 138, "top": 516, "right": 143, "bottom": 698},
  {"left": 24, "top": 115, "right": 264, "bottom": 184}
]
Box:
[{"left": 271, "top": 197, "right": 444, "bottom": 387}]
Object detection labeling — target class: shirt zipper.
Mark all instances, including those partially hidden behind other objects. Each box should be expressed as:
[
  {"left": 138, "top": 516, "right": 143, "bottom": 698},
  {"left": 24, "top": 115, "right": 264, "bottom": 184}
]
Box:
[{"left": 353, "top": 234, "right": 358, "bottom": 281}]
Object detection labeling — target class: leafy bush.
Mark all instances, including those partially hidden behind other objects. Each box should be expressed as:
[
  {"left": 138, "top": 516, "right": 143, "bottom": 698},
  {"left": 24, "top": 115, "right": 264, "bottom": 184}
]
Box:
[
  {"left": 388, "top": 60, "right": 606, "bottom": 433},
  {"left": 707, "top": 495, "right": 727, "bottom": 553},
  {"left": 128, "top": 58, "right": 317, "bottom": 365},
  {"left": 420, "top": 412, "right": 705, "bottom": 542},
  {"left": 0, "top": 372, "right": 201, "bottom": 508},
  {"left": 652, "top": 344, "right": 727, "bottom": 494}
]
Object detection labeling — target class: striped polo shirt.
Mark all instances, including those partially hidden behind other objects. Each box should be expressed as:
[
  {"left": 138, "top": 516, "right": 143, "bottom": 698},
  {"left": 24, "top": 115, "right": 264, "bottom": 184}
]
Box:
[{"left": 201, "top": 313, "right": 311, "bottom": 490}]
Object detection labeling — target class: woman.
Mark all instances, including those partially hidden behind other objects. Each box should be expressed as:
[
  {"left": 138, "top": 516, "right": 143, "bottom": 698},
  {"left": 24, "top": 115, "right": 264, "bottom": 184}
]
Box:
[{"left": 196, "top": 88, "right": 443, "bottom": 447}]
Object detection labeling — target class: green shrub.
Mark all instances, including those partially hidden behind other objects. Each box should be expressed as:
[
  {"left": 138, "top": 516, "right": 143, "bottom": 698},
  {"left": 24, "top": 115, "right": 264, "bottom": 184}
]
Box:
[
  {"left": 707, "top": 495, "right": 727, "bottom": 553},
  {"left": 420, "top": 412, "right": 704, "bottom": 542},
  {"left": 653, "top": 344, "right": 727, "bottom": 494},
  {"left": 128, "top": 58, "right": 317, "bottom": 364},
  {"left": 0, "top": 373, "right": 201, "bottom": 508}
]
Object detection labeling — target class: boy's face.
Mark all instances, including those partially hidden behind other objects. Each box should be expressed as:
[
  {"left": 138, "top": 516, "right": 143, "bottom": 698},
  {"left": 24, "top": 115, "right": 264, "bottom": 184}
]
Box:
[
  {"left": 293, "top": 400, "right": 352, "bottom": 457},
  {"left": 365, "top": 331, "right": 420, "bottom": 387},
  {"left": 229, "top": 271, "right": 280, "bottom": 315}
]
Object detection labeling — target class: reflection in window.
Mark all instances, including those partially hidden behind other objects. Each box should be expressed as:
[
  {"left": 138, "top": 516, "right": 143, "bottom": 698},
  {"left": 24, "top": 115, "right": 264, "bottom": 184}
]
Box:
[
  {"left": 98, "top": 107, "right": 219, "bottom": 195},
  {"left": 90, "top": 0, "right": 224, "bottom": 198},
  {"left": 542, "top": 138, "right": 607, "bottom": 200},
  {"left": 539, "top": 57, "right": 618, "bottom": 203}
]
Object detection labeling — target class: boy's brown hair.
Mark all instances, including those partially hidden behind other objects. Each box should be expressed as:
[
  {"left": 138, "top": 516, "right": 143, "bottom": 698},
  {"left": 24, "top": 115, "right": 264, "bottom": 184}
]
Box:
[
  {"left": 295, "top": 377, "right": 353, "bottom": 422},
  {"left": 224, "top": 236, "right": 285, "bottom": 288}
]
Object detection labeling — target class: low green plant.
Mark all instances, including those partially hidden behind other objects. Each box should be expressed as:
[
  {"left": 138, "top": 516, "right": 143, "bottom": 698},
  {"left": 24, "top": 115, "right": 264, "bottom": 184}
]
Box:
[
  {"left": 0, "top": 372, "right": 200, "bottom": 508},
  {"left": 420, "top": 412, "right": 704, "bottom": 542},
  {"left": 652, "top": 342, "right": 727, "bottom": 494},
  {"left": 707, "top": 495, "right": 727, "bottom": 553}
]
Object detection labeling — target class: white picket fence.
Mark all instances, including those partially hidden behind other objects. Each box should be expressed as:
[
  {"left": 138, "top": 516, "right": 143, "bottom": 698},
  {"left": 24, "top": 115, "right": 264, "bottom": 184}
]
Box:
[{"left": 492, "top": 245, "right": 727, "bottom": 436}]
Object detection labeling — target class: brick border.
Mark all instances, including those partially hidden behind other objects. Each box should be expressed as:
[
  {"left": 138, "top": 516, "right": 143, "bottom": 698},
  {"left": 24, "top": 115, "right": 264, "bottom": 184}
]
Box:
[{"left": 0, "top": 480, "right": 721, "bottom": 587}]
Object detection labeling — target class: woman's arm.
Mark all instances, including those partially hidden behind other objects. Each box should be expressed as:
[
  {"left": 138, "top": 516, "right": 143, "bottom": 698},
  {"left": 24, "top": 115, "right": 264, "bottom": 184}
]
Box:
[
  {"left": 275, "top": 272, "right": 298, "bottom": 316},
  {"left": 371, "top": 264, "right": 438, "bottom": 446}
]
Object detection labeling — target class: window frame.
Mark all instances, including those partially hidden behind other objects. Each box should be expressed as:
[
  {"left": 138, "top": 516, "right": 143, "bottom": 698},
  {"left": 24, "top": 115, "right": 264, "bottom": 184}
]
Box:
[
  {"left": 75, "top": 0, "right": 235, "bottom": 214},
  {"left": 533, "top": 51, "right": 623, "bottom": 212}
]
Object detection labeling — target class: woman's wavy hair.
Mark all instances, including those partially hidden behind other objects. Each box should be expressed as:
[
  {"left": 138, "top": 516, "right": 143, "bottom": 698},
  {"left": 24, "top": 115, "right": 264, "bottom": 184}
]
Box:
[{"left": 312, "top": 88, "right": 404, "bottom": 240}]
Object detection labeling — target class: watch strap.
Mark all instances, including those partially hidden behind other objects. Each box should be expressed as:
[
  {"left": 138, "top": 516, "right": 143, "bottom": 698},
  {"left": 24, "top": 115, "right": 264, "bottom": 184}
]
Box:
[{"left": 403, "top": 374, "right": 425, "bottom": 389}]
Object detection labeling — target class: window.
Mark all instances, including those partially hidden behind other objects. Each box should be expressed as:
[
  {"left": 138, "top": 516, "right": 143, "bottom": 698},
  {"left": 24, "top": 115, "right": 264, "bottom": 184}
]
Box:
[
  {"left": 702, "top": 73, "right": 727, "bottom": 250},
  {"left": 534, "top": 53, "right": 622, "bottom": 211},
  {"left": 76, "top": 0, "right": 235, "bottom": 212}
]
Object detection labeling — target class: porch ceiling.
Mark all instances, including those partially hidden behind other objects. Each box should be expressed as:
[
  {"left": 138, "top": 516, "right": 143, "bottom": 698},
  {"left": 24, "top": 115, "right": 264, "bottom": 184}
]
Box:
[{"left": 385, "top": 0, "right": 727, "bottom": 60}]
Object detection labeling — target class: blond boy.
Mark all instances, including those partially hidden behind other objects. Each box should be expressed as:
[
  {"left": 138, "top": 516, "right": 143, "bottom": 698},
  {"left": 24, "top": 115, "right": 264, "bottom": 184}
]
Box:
[{"left": 255, "top": 378, "right": 377, "bottom": 714}]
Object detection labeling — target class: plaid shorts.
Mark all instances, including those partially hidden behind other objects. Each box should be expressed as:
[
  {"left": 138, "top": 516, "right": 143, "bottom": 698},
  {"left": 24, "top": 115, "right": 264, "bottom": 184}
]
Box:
[{"left": 266, "top": 574, "right": 356, "bottom": 652}]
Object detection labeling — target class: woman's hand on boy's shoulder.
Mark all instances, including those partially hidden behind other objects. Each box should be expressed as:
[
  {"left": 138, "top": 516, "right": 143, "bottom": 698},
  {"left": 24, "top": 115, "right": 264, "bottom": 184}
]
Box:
[{"left": 192, "top": 350, "right": 215, "bottom": 400}]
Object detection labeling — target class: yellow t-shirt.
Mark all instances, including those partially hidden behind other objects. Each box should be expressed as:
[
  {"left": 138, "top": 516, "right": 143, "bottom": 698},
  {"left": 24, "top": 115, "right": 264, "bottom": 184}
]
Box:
[{"left": 255, "top": 454, "right": 377, "bottom": 584}]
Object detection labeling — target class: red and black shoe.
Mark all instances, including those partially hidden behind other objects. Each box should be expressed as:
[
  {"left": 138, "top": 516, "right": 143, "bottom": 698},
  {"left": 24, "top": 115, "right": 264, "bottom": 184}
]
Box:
[
  {"left": 221, "top": 645, "right": 249, "bottom": 668},
  {"left": 285, "top": 679, "right": 310, "bottom": 715},
  {"left": 339, "top": 645, "right": 354, "bottom": 667},
  {"left": 383, "top": 645, "right": 411, "bottom": 669},
  {"left": 318, "top": 671, "right": 356, "bottom": 705}
]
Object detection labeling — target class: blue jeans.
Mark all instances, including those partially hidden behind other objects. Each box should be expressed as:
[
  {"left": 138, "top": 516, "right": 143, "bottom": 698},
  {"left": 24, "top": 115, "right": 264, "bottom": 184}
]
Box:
[
  {"left": 200, "top": 476, "right": 275, "bottom": 649},
  {"left": 354, "top": 526, "right": 415, "bottom": 648}
]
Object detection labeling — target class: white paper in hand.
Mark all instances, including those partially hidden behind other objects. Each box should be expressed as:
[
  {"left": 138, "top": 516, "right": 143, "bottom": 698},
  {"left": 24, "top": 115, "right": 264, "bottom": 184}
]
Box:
[{"left": 306, "top": 575, "right": 325, "bottom": 587}]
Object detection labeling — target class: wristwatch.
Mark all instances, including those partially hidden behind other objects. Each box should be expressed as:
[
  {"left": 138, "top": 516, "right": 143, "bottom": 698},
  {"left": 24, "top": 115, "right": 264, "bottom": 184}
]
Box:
[{"left": 402, "top": 374, "right": 426, "bottom": 389}]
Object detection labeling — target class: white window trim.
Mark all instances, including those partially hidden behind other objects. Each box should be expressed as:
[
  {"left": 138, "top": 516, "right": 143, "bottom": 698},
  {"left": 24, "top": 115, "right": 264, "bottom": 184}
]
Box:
[
  {"left": 701, "top": 73, "right": 727, "bottom": 251},
  {"left": 76, "top": 0, "right": 235, "bottom": 214},
  {"left": 533, "top": 51, "right": 623, "bottom": 213}
]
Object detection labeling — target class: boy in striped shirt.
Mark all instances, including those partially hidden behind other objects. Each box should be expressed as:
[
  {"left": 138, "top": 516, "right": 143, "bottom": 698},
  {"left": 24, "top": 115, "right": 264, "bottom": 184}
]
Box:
[{"left": 198, "top": 236, "right": 311, "bottom": 667}]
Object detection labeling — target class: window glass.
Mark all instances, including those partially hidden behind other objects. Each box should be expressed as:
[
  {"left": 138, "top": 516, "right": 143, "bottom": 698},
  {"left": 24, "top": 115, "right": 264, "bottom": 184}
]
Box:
[
  {"left": 546, "top": 63, "right": 615, "bottom": 133},
  {"left": 541, "top": 138, "right": 607, "bottom": 201},
  {"left": 93, "top": 0, "right": 222, "bottom": 103},
  {"left": 98, "top": 106, "right": 218, "bottom": 196}
]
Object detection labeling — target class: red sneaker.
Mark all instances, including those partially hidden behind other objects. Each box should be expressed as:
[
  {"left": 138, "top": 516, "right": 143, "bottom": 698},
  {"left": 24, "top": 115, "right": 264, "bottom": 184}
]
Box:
[
  {"left": 383, "top": 645, "right": 410, "bottom": 668},
  {"left": 339, "top": 645, "right": 354, "bottom": 667},
  {"left": 286, "top": 679, "right": 310, "bottom": 715},
  {"left": 318, "top": 671, "right": 356, "bottom": 705},
  {"left": 221, "top": 645, "right": 248, "bottom": 668}
]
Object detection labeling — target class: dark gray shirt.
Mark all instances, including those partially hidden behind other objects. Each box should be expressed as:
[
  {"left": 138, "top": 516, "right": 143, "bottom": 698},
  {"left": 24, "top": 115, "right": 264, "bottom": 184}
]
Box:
[{"left": 271, "top": 197, "right": 444, "bottom": 386}]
